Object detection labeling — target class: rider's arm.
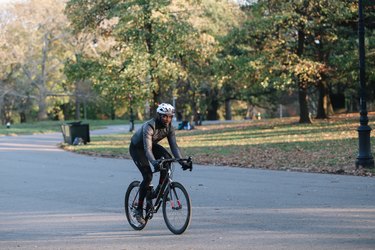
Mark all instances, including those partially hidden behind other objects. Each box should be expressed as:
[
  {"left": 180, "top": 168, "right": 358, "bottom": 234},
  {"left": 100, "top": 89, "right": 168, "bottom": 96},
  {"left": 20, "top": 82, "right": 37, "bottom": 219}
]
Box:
[
  {"left": 167, "top": 127, "right": 192, "bottom": 171},
  {"left": 167, "top": 126, "right": 183, "bottom": 159},
  {"left": 143, "top": 123, "right": 157, "bottom": 162}
]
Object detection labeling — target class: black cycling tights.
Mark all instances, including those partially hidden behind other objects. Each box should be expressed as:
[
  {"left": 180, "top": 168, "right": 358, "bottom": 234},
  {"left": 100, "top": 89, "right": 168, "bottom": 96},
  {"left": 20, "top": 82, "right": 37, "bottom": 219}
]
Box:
[{"left": 129, "top": 143, "right": 171, "bottom": 208}]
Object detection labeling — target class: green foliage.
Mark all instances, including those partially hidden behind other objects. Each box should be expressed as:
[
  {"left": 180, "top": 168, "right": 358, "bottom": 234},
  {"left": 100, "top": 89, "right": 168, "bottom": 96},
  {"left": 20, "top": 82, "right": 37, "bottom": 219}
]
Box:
[
  {"left": 0, "top": 0, "right": 73, "bottom": 122},
  {"left": 215, "top": 0, "right": 371, "bottom": 121},
  {"left": 2, "top": 0, "right": 374, "bottom": 124},
  {"left": 65, "top": 0, "right": 203, "bottom": 115},
  {"left": 64, "top": 0, "right": 245, "bottom": 120}
]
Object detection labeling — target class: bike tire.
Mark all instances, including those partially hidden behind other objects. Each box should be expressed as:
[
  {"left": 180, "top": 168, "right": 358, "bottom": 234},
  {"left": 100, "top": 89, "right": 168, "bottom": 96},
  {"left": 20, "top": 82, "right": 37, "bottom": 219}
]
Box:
[
  {"left": 124, "top": 180, "right": 147, "bottom": 230},
  {"left": 162, "top": 182, "right": 192, "bottom": 234}
]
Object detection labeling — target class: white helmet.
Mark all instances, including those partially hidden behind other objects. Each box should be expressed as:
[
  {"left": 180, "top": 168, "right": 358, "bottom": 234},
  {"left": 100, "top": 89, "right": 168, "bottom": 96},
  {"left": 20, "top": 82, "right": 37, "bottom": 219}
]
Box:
[{"left": 157, "top": 103, "right": 175, "bottom": 116}]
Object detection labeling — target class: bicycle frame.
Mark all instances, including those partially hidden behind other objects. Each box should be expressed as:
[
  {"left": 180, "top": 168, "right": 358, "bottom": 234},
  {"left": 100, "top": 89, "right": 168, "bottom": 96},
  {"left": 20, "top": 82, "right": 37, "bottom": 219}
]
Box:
[
  {"left": 125, "top": 157, "right": 193, "bottom": 234},
  {"left": 145, "top": 157, "right": 191, "bottom": 219},
  {"left": 145, "top": 162, "right": 174, "bottom": 219}
]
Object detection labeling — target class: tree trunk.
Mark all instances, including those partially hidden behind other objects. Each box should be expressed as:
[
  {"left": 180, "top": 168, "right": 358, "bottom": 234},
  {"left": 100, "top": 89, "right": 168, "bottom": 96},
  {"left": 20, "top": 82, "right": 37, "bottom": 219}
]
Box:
[
  {"left": 144, "top": 4, "right": 156, "bottom": 120},
  {"left": 75, "top": 83, "right": 81, "bottom": 120},
  {"left": 61, "top": 103, "right": 72, "bottom": 120},
  {"left": 83, "top": 100, "right": 87, "bottom": 120},
  {"left": 225, "top": 98, "right": 232, "bottom": 120},
  {"left": 296, "top": 28, "right": 311, "bottom": 124},
  {"left": 36, "top": 33, "right": 50, "bottom": 121},
  {"left": 110, "top": 101, "right": 116, "bottom": 120},
  {"left": 0, "top": 96, "right": 3, "bottom": 125},
  {"left": 74, "top": 78, "right": 82, "bottom": 120},
  {"left": 298, "top": 83, "right": 312, "bottom": 123},
  {"left": 37, "top": 97, "right": 48, "bottom": 120},
  {"left": 150, "top": 89, "right": 160, "bottom": 118},
  {"left": 315, "top": 30, "right": 333, "bottom": 119},
  {"left": 206, "top": 89, "right": 219, "bottom": 120},
  {"left": 316, "top": 81, "right": 330, "bottom": 119},
  {"left": 19, "top": 112, "right": 27, "bottom": 123},
  {"left": 190, "top": 88, "right": 200, "bottom": 125},
  {"left": 75, "top": 98, "right": 81, "bottom": 120},
  {"left": 245, "top": 104, "right": 254, "bottom": 119},
  {"left": 207, "top": 101, "right": 219, "bottom": 120}
]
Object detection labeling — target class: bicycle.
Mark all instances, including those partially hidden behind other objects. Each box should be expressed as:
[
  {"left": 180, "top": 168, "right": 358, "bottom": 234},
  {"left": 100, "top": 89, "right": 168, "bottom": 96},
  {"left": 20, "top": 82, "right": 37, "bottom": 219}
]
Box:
[{"left": 124, "top": 157, "right": 193, "bottom": 234}]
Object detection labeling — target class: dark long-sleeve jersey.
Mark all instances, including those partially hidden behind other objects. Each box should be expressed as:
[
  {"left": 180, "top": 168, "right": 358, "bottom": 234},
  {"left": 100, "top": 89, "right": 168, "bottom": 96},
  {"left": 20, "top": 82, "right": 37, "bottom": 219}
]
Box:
[{"left": 130, "top": 118, "right": 182, "bottom": 162}]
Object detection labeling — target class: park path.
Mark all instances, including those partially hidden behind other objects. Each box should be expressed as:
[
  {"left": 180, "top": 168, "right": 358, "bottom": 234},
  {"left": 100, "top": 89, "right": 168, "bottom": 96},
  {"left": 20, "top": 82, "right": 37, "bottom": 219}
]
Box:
[{"left": 0, "top": 126, "right": 375, "bottom": 250}]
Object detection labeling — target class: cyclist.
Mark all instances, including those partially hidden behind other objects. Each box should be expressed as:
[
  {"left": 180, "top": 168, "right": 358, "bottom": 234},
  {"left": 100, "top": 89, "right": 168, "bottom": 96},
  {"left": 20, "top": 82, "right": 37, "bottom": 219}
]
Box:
[{"left": 129, "top": 103, "right": 191, "bottom": 224}]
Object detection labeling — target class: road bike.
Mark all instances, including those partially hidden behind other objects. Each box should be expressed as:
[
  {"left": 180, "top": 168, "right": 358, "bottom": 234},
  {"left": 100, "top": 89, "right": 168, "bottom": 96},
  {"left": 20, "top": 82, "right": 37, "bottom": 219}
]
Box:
[{"left": 124, "top": 157, "right": 193, "bottom": 234}]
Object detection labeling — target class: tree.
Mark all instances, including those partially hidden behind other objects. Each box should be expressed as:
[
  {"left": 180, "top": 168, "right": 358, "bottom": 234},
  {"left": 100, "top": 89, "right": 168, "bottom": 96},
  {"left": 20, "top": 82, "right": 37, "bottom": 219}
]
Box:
[
  {"left": 235, "top": 1, "right": 357, "bottom": 123},
  {"left": 169, "top": 0, "right": 244, "bottom": 121},
  {"left": 1, "top": 0, "right": 72, "bottom": 121},
  {"left": 331, "top": 1, "right": 375, "bottom": 113},
  {"left": 65, "top": 0, "right": 201, "bottom": 118},
  {"left": 65, "top": 0, "right": 245, "bottom": 120},
  {"left": 0, "top": 7, "right": 28, "bottom": 123}
]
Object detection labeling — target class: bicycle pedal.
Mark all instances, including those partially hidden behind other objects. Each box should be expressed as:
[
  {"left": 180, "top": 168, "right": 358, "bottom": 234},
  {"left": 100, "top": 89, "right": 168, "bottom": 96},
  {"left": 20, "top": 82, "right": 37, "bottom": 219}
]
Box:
[{"left": 146, "top": 210, "right": 154, "bottom": 220}]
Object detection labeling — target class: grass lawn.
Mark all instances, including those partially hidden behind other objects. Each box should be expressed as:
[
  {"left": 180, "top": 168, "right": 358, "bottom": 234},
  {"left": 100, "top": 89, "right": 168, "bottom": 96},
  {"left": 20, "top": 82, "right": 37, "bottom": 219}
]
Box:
[{"left": 60, "top": 113, "right": 375, "bottom": 177}]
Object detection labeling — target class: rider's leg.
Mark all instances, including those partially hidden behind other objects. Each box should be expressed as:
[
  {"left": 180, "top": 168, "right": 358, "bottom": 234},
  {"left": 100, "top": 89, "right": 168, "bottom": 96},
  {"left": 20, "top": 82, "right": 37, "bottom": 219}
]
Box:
[
  {"left": 129, "top": 143, "right": 152, "bottom": 218},
  {"left": 138, "top": 168, "right": 152, "bottom": 209},
  {"left": 152, "top": 144, "right": 172, "bottom": 192}
]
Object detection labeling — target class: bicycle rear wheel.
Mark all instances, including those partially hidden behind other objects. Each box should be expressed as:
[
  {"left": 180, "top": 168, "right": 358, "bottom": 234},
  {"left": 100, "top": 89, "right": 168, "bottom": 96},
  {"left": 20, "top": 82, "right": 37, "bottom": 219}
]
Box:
[
  {"left": 162, "top": 182, "right": 191, "bottom": 234},
  {"left": 124, "top": 180, "right": 147, "bottom": 230}
]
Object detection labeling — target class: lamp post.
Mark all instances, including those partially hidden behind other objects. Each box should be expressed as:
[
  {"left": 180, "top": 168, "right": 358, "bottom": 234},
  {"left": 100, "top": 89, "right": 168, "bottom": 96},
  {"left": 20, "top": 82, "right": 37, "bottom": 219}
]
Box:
[{"left": 356, "top": 0, "right": 374, "bottom": 168}]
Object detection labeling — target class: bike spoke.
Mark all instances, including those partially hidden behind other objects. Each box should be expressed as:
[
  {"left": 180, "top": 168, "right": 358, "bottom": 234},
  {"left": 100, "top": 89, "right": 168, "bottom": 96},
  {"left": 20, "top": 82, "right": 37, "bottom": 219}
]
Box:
[
  {"left": 125, "top": 181, "right": 147, "bottom": 230},
  {"left": 162, "top": 183, "right": 191, "bottom": 234}
]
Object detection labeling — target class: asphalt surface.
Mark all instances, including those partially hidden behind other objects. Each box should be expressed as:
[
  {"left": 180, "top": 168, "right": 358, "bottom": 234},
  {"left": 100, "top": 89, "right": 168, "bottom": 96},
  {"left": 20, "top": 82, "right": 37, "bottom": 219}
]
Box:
[{"left": 0, "top": 126, "right": 375, "bottom": 250}]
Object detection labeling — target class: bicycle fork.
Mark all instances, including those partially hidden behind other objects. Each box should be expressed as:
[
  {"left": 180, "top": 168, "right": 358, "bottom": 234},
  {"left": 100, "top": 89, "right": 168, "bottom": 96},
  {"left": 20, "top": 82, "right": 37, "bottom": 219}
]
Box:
[{"left": 168, "top": 185, "right": 183, "bottom": 210}]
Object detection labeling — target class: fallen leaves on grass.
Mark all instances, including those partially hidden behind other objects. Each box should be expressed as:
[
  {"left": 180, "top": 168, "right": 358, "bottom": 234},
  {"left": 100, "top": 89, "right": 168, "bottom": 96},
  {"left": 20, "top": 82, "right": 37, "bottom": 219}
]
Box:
[{"left": 62, "top": 113, "right": 375, "bottom": 177}]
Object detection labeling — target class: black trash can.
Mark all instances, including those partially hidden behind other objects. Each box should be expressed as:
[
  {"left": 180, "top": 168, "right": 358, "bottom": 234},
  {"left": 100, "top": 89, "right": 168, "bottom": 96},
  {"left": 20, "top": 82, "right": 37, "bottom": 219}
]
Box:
[{"left": 61, "top": 121, "right": 90, "bottom": 145}]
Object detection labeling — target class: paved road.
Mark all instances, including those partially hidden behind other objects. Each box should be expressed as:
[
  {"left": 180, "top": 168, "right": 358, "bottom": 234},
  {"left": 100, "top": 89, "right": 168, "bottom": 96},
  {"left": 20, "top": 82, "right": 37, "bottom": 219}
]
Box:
[{"left": 0, "top": 127, "right": 375, "bottom": 250}]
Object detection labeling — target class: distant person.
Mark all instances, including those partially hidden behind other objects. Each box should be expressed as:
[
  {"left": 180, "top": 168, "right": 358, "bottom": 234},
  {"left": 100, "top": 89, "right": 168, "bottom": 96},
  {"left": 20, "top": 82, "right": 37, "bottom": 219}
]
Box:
[
  {"left": 129, "top": 103, "right": 191, "bottom": 224},
  {"left": 178, "top": 120, "right": 193, "bottom": 130},
  {"left": 195, "top": 111, "right": 202, "bottom": 126}
]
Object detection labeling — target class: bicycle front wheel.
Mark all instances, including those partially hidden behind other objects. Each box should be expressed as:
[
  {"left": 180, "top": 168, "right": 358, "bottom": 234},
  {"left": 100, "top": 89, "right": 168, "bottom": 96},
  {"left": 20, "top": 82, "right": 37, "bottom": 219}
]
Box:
[
  {"left": 124, "top": 180, "right": 147, "bottom": 230},
  {"left": 162, "top": 182, "right": 192, "bottom": 234}
]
